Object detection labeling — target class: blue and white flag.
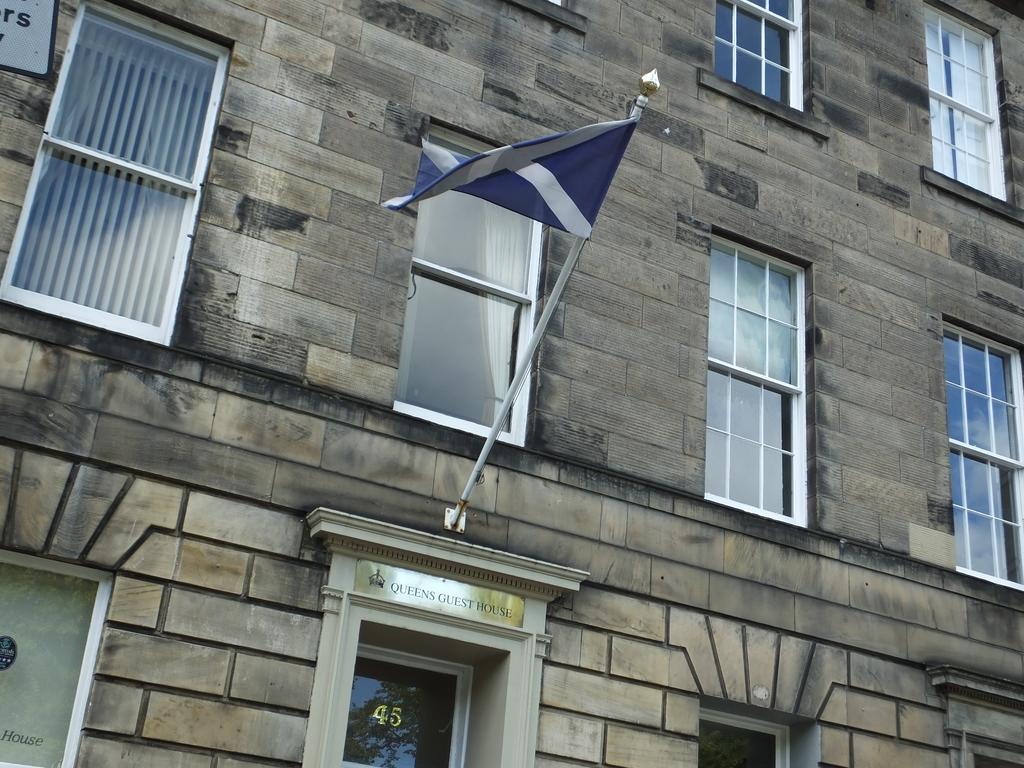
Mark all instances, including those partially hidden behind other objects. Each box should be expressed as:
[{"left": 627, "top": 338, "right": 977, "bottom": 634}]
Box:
[{"left": 383, "top": 115, "right": 639, "bottom": 239}]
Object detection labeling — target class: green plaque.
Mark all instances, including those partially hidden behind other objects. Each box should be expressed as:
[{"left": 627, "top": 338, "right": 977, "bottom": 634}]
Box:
[
  {"left": 0, "top": 562, "right": 98, "bottom": 767},
  {"left": 355, "top": 561, "right": 525, "bottom": 628}
]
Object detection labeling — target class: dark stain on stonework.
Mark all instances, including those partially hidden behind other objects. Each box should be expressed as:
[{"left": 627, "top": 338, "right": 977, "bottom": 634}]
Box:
[
  {"left": 359, "top": 0, "right": 451, "bottom": 51},
  {"left": 979, "top": 290, "right": 1024, "bottom": 317},
  {"left": 216, "top": 124, "right": 250, "bottom": 153},
  {"left": 235, "top": 196, "right": 309, "bottom": 236},
  {"left": 0, "top": 149, "right": 33, "bottom": 166},
  {"left": 696, "top": 159, "right": 758, "bottom": 209}
]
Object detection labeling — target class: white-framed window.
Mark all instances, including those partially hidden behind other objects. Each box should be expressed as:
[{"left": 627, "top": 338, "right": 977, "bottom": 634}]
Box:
[
  {"left": 943, "top": 328, "right": 1024, "bottom": 588},
  {"left": 394, "top": 129, "right": 542, "bottom": 445},
  {"left": 705, "top": 240, "right": 806, "bottom": 525},
  {"left": 925, "top": 8, "right": 1004, "bottom": 199},
  {"left": 342, "top": 646, "right": 471, "bottom": 768},
  {"left": 0, "top": 550, "right": 111, "bottom": 768},
  {"left": 713, "top": 0, "right": 803, "bottom": 108},
  {"left": 699, "top": 710, "right": 790, "bottom": 767},
  {"left": 0, "top": 1, "right": 228, "bottom": 344}
]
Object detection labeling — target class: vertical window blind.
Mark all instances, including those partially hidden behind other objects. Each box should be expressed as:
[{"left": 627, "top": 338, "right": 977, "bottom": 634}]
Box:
[{"left": 3, "top": 6, "right": 226, "bottom": 342}]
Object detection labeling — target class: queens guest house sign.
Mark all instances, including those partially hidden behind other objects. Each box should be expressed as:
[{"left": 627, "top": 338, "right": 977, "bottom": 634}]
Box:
[{"left": 354, "top": 561, "right": 526, "bottom": 628}]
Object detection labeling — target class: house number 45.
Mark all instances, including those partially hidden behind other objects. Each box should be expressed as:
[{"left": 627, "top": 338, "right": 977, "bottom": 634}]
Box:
[{"left": 371, "top": 705, "right": 402, "bottom": 728}]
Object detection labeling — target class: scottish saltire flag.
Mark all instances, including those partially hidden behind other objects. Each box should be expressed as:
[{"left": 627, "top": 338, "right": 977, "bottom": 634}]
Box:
[{"left": 383, "top": 115, "right": 639, "bottom": 239}]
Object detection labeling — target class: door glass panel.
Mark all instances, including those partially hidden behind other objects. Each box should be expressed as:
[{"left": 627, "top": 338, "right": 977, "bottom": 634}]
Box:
[
  {"left": 699, "top": 719, "right": 776, "bottom": 768},
  {"left": 344, "top": 656, "right": 458, "bottom": 768},
  {"left": 0, "top": 562, "right": 98, "bottom": 768}
]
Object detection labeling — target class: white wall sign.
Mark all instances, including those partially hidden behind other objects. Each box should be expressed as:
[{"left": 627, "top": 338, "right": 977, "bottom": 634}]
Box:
[{"left": 0, "top": 0, "right": 59, "bottom": 79}]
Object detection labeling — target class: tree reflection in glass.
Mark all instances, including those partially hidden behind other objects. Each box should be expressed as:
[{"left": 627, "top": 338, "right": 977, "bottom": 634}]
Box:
[{"left": 343, "top": 656, "right": 457, "bottom": 768}]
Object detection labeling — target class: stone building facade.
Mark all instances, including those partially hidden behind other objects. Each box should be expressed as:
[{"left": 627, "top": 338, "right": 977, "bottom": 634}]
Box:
[{"left": 0, "top": 0, "right": 1023, "bottom": 767}]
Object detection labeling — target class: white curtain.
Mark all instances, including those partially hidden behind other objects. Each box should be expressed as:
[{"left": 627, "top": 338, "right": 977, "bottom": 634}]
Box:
[
  {"left": 11, "top": 10, "right": 216, "bottom": 326},
  {"left": 481, "top": 205, "right": 529, "bottom": 422}
]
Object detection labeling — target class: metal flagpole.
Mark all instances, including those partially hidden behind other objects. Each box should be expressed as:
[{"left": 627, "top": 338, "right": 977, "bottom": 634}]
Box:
[{"left": 444, "top": 69, "right": 661, "bottom": 534}]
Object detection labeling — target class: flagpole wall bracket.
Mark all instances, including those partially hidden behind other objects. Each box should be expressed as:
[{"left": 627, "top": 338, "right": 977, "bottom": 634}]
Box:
[{"left": 444, "top": 500, "right": 468, "bottom": 533}]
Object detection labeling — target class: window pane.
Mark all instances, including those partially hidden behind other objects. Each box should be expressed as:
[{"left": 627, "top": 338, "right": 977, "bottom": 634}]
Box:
[
  {"left": 0, "top": 563, "right": 98, "bottom": 768},
  {"left": 947, "top": 384, "right": 965, "bottom": 443},
  {"left": 397, "top": 275, "right": 519, "bottom": 427},
  {"left": 965, "top": 117, "right": 988, "bottom": 159},
  {"left": 763, "top": 447, "right": 790, "bottom": 516},
  {"left": 730, "top": 436, "right": 760, "bottom": 507},
  {"left": 993, "top": 465, "right": 1016, "bottom": 522},
  {"left": 950, "top": 451, "right": 964, "bottom": 506},
  {"left": 414, "top": 194, "right": 532, "bottom": 293},
  {"left": 11, "top": 148, "right": 188, "bottom": 327},
  {"left": 344, "top": 656, "right": 457, "bottom": 768},
  {"left": 736, "top": 49, "right": 761, "bottom": 92},
  {"left": 707, "top": 370, "right": 729, "bottom": 431},
  {"left": 989, "top": 352, "right": 1008, "bottom": 401},
  {"left": 730, "top": 377, "right": 761, "bottom": 442},
  {"left": 764, "top": 22, "right": 788, "bottom": 66},
  {"left": 992, "top": 401, "right": 1015, "bottom": 458},
  {"left": 768, "top": 321, "right": 795, "bottom": 384},
  {"left": 710, "top": 246, "right": 735, "bottom": 302},
  {"left": 927, "top": 49, "right": 944, "bottom": 92},
  {"left": 926, "top": 19, "right": 940, "bottom": 51},
  {"left": 1002, "top": 523, "right": 1021, "bottom": 583},
  {"left": 715, "top": 39, "right": 734, "bottom": 81},
  {"left": 942, "top": 26, "right": 964, "bottom": 64},
  {"left": 700, "top": 719, "right": 777, "bottom": 768},
  {"left": 709, "top": 299, "right": 735, "bottom": 363},
  {"left": 763, "top": 388, "right": 784, "bottom": 449},
  {"left": 764, "top": 65, "right": 787, "bottom": 104},
  {"left": 736, "top": 255, "right": 766, "bottom": 314},
  {"left": 768, "top": 0, "right": 790, "bottom": 19},
  {"left": 736, "top": 9, "right": 761, "bottom": 54},
  {"left": 736, "top": 309, "right": 766, "bottom": 374},
  {"left": 968, "top": 511, "right": 995, "bottom": 576},
  {"left": 962, "top": 340, "right": 987, "bottom": 393},
  {"left": 965, "top": 390, "right": 992, "bottom": 451},
  {"left": 716, "top": 1, "right": 733, "bottom": 41},
  {"left": 768, "top": 267, "right": 794, "bottom": 323},
  {"left": 965, "top": 37, "right": 983, "bottom": 71},
  {"left": 954, "top": 506, "right": 968, "bottom": 567},
  {"left": 965, "top": 70, "right": 985, "bottom": 112},
  {"left": 944, "top": 334, "right": 961, "bottom": 384},
  {"left": 963, "top": 455, "right": 991, "bottom": 514},
  {"left": 948, "top": 62, "right": 966, "bottom": 101},
  {"left": 967, "top": 156, "right": 989, "bottom": 193},
  {"left": 53, "top": 13, "right": 218, "bottom": 180},
  {"left": 706, "top": 428, "right": 728, "bottom": 497}
]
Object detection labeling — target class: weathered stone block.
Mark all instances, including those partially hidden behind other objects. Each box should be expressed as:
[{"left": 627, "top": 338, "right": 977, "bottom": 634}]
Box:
[
  {"left": 164, "top": 588, "right": 321, "bottom": 660},
  {"left": 142, "top": 692, "right": 307, "bottom": 761},
  {"left": 175, "top": 539, "right": 249, "bottom": 594},
  {"left": 107, "top": 576, "right": 162, "bottom": 628},
  {"left": 541, "top": 666, "right": 661, "bottom": 727},
  {"left": 88, "top": 479, "right": 183, "bottom": 566},
  {"left": 122, "top": 532, "right": 178, "bottom": 580},
  {"left": 536, "top": 709, "right": 603, "bottom": 762},
  {"left": 50, "top": 465, "right": 128, "bottom": 558},
  {"left": 184, "top": 492, "right": 303, "bottom": 557},
  {"left": 851, "top": 733, "right": 947, "bottom": 768},
  {"left": 248, "top": 555, "right": 324, "bottom": 609},
  {"left": 665, "top": 692, "right": 699, "bottom": 736},
  {"left": 306, "top": 344, "right": 397, "bottom": 406},
  {"left": 84, "top": 680, "right": 143, "bottom": 735},
  {"left": 78, "top": 737, "right": 212, "bottom": 768},
  {"left": 321, "top": 421, "right": 436, "bottom": 497},
  {"left": 0, "top": 331, "right": 31, "bottom": 389},
  {"left": 10, "top": 452, "right": 72, "bottom": 551},
  {"left": 667, "top": 608, "right": 722, "bottom": 698},
  {"left": 610, "top": 636, "right": 670, "bottom": 686},
  {"left": 605, "top": 724, "right": 697, "bottom": 768},
  {"left": 570, "top": 587, "right": 665, "bottom": 641},
  {"left": 212, "top": 393, "right": 326, "bottom": 466},
  {"left": 231, "top": 653, "right": 315, "bottom": 710},
  {"left": 262, "top": 18, "right": 335, "bottom": 74},
  {"left": 97, "top": 628, "right": 230, "bottom": 694}
]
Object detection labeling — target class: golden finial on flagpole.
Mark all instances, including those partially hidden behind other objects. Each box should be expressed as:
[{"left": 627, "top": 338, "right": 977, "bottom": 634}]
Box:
[{"left": 640, "top": 69, "right": 660, "bottom": 96}]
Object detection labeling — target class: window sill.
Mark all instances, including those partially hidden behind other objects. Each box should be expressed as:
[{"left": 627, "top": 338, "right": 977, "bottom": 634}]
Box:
[
  {"left": 393, "top": 400, "right": 524, "bottom": 447},
  {"left": 705, "top": 492, "right": 807, "bottom": 528},
  {"left": 920, "top": 167, "right": 1024, "bottom": 227},
  {"left": 955, "top": 565, "right": 1024, "bottom": 593},
  {"left": 697, "top": 69, "right": 831, "bottom": 141},
  {"left": 505, "top": 0, "right": 587, "bottom": 33}
]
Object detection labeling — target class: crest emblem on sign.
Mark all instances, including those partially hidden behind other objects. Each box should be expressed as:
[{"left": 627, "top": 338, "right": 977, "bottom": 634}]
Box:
[
  {"left": 367, "top": 569, "right": 385, "bottom": 589},
  {"left": 0, "top": 636, "right": 16, "bottom": 671}
]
